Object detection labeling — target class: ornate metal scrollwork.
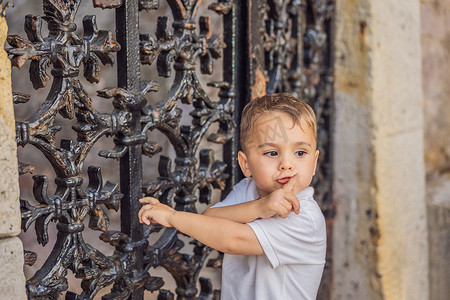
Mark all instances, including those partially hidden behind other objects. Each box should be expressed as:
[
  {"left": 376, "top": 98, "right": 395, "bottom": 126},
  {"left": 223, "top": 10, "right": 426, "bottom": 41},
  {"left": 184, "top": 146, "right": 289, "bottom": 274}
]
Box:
[
  {"left": 261, "top": 0, "right": 334, "bottom": 214},
  {"left": 6, "top": 0, "right": 158, "bottom": 298},
  {"left": 8, "top": 0, "right": 232, "bottom": 298},
  {"left": 137, "top": 0, "right": 233, "bottom": 298}
]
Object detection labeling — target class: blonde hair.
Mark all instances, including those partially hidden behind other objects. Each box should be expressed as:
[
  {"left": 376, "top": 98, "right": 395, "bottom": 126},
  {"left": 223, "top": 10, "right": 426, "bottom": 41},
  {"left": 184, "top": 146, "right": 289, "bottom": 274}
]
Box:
[{"left": 240, "top": 93, "right": 317, "bottom": 152}]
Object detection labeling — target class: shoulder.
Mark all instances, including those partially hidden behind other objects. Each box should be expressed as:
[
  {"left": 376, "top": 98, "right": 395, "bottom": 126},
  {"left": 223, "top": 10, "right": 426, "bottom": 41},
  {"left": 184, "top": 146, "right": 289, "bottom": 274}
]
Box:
[
  {"left": 231, "top": 177, "right": 259, "bottom": 203},
  {"left": 212, "top": 177, "right": 258, "bottom": 207},
  {"left": 259, "top": 188, "right": 325, "bottom": 240},
  {"left": 232, "top": 177, "right": 253, "bottom": 192},
  {"left": 295, "top": 193, "right": 326, "bottom": 241},
  {"left": 296, "top": 188, "right": 323, "bottom": 218},
  {"left": 248, "top": 190, "right": 326, "bottom": 266}
]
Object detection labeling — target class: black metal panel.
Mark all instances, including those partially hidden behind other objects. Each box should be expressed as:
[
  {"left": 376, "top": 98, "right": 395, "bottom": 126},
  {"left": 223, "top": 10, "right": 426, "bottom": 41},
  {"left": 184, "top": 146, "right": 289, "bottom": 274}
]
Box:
[{"left": 6, "top": 0, "right": 334, "bottom": 299}]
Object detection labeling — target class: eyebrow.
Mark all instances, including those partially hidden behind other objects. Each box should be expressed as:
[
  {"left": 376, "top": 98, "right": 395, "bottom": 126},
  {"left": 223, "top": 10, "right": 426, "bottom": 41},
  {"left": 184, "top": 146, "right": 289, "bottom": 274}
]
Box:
[{"left": 256, "top": 141, "right": 312, "bottom": 149}]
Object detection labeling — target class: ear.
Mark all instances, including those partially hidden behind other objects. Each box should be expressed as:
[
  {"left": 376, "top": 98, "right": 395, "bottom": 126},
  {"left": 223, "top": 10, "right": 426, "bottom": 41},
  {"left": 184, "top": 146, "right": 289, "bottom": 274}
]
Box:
[
  {"left": 313, "top": 149, "right": 320, "bottom": 176},
  {"left": 238, "top": 151, "right": 252, "bottom": 177}
]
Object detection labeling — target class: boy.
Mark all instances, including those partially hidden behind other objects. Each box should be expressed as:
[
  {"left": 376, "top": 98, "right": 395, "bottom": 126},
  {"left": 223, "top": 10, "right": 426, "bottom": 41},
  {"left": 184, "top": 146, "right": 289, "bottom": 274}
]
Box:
[{"left": 139, "top": 93, "right": 326, "bottom": 299}]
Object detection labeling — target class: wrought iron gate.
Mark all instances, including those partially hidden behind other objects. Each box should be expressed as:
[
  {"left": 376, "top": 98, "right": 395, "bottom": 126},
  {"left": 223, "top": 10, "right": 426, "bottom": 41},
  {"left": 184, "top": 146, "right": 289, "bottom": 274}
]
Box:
[{"left": 5, "top": 0, "right": 334, "bottom": 299}]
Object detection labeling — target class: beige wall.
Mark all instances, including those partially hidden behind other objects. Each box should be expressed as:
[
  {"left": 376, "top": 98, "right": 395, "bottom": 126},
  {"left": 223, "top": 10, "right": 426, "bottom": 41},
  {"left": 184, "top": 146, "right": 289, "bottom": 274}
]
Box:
[
  {"left": 0, "top": 15, "right": 27, "bottom": 299},
  {"left": 333, "top": 1, "right": 429, "bottom": 299},
  {"left": 422, "top": 0, "right": 450, "bottom": 175},
  {"left": 421, "top": 0, "right": 450, "bottom": 299}
]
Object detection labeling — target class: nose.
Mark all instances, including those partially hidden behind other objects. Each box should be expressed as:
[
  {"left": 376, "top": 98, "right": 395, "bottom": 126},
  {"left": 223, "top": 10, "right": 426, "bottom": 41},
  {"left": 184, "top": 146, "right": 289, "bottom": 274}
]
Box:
[{"left": 279, "top": 156, "right": 293, "bottom": 170}]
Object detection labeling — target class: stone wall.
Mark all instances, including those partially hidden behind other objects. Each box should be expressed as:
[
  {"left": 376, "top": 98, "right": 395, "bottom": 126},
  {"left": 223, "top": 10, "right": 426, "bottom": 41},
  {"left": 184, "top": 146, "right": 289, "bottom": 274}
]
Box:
[
  {"left": 422, "top": 0, "right": 450, "bottom": 175},
  {"left": 333, "top": 1, "right": 429, "bottom": 299},
  {"left": 0, "top": 14, "right": 27, "bottom": 299},
  {"left": 421, "top": 0, "right": 450, "bottom": 299}
]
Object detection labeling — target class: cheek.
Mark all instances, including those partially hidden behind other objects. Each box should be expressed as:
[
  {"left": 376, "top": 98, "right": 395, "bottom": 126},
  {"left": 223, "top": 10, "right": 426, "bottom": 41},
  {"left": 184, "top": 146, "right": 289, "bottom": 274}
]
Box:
[
  {"left": 249, "top": 157, "right": 268, "bottom": 169},
  {"left": 296, "top": 161, "right": 315, "bottom": 177},
  {"left": 249, "top": 164, "right": 266, "bottom": 176},
  {"left": 249, "top": 162, "right": 273, "bottom": 180},
  {"left": 303, "top": 161, "right": 317, "bottom": 180}
]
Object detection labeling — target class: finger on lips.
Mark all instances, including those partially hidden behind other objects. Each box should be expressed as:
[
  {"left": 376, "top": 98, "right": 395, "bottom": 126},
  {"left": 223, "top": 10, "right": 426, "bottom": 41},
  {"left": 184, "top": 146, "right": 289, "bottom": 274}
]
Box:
[{"left": 282, "top": 173, "right": 300, "bottom": 192}]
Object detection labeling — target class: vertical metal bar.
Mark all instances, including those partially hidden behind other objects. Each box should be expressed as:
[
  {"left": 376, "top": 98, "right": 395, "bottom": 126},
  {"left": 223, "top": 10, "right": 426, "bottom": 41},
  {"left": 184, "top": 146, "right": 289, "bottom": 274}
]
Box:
[
  {"left": 222, "top": 0, "right": 248, "bottom": 197},
  {"left": 116, "top": 0, "right": 140, "bottom": 91},
  {"left": 223, "top": 0, "right": 264, "bottom": 193},
  {"left": 116, "top": 1, "right": 144, "bottom": 299}
]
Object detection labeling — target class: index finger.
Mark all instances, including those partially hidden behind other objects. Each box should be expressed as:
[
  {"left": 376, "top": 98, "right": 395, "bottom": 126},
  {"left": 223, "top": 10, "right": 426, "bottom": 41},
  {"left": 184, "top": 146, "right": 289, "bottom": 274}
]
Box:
[
  {"left": 282, "top": 173, "right": 300, "bottom": 192},
  {"left": 284, "top": 192, "right": 300, "bottom": 214},
  {"left": 139, "top": 197, "right": 159, "bottom": 205}
]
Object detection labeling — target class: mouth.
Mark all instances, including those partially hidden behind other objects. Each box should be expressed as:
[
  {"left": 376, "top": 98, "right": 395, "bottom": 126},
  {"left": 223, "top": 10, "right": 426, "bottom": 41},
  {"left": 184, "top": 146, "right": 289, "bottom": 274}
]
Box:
[{"left": 277, "top": 177, "right": 292, "bottom": 184}]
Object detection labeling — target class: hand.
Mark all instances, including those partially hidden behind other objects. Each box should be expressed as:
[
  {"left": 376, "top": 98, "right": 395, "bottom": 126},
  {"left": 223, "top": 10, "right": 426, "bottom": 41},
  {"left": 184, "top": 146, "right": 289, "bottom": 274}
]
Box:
[
  {"left": 258, "top": 173, "right": 301, "bottom": 219},
  {"left": 138, "top": 197, "right": 176, "bottom": 227}
]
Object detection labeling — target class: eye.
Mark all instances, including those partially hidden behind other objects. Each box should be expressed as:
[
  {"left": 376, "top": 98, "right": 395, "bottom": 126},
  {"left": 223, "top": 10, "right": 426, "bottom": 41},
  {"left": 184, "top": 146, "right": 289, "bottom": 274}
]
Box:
[
  {"left": 295, "top": 150, "right": 306, "bottom": 157},
  {"left": 263, "top": 150, "right": 278, "bottom": 157}
]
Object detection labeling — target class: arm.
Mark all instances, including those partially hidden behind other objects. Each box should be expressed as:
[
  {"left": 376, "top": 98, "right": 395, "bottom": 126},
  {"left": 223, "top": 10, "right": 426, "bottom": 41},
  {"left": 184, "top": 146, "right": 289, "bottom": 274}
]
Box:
[
  {"left": 139, "top": 197, "right": 264, "bottom": 255},
  {"left": 202, "top": 199, "right": 266, "bottom": 223}
]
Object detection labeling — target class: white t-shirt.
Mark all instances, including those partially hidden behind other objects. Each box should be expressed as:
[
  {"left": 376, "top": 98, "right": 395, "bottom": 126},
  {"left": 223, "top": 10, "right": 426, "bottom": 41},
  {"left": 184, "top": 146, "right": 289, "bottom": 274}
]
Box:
[{"left": 212, "top": 177, "right": 326, "bottom": 300}]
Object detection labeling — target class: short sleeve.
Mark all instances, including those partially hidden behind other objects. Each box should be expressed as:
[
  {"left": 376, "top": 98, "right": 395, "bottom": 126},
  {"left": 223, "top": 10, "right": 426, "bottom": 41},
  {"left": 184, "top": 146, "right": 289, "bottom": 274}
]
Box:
[
  {"left": 211, "top": 189, "right": 239, "bottom": 208},
  {"left": 247, "top": 201, "right": 326, "bottom": 269},
  {"left": 211, "top": 177, "right": 257, "bottom": 208}
]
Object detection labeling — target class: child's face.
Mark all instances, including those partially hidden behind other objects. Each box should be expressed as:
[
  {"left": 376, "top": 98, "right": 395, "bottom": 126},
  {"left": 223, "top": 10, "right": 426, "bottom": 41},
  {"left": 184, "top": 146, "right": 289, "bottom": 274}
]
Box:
[{"left": 238, "top": 112, "right": 319, "bottom": 197}]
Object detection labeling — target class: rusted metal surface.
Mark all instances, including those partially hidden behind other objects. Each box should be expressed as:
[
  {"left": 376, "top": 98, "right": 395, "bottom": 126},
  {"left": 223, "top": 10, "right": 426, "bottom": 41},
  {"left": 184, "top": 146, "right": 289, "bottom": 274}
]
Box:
[
  {"left": 6, "top": 0, "right": 334, "bottom": 298},
  {"left": 93, "top": 0, "right": 123, "bottom": 9}
]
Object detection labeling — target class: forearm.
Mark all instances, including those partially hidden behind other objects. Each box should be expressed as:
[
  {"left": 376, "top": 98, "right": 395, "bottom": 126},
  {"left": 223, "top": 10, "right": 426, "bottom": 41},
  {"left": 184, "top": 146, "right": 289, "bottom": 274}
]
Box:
[
  {"left": 202, "top": 200, "right": 263, "bottom": 223},
  {"left": 169, "top": 210, "right": 263, "bottom": 255}
]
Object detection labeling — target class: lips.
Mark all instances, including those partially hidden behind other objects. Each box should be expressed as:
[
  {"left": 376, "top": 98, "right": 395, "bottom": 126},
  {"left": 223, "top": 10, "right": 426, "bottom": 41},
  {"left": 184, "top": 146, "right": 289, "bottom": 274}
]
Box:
[{"left": 277, "top": 177, "right": 291, "bottom": 184}]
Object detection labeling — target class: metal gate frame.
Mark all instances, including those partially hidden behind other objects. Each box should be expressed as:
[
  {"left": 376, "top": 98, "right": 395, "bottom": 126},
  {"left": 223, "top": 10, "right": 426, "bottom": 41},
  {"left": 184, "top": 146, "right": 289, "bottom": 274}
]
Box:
[{"left": 5, "top": 0, "right": 334, "bottom": 298}]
